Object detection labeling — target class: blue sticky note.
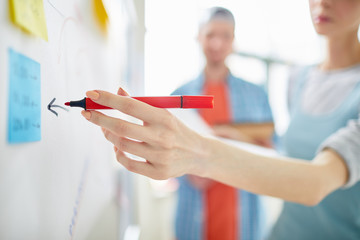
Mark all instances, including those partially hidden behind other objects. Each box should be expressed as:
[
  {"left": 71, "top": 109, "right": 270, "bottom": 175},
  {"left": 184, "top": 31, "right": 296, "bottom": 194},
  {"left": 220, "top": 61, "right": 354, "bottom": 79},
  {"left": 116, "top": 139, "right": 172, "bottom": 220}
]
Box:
[{"left": 8, "top": 48, "right": 41, "bottom": 143}]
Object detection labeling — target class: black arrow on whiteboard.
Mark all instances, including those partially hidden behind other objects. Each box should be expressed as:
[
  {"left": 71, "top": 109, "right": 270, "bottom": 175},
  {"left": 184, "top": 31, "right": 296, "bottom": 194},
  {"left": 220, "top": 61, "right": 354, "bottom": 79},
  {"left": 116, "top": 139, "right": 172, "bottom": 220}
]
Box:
[{"left": 48, "top": 98, "right": 69, "bottom": 117}]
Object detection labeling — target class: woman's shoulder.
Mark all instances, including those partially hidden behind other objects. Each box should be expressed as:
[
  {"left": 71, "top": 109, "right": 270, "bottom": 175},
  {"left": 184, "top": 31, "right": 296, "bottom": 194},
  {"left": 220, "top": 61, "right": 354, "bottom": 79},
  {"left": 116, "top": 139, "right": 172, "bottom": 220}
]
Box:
[
  {"left": 288, "top": 65, "right": 315, "bottom": 83},
  {"left": 287, "top": 64, "right": 316, "bottom": 94}
]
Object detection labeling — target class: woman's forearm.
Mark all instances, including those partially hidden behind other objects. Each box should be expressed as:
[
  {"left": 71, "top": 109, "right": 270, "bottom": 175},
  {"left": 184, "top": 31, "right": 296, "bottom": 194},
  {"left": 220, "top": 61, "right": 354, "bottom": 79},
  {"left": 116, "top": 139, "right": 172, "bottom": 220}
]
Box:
[
  {"left": 233, "top": 122, "right": 274, "bottom": 140},
  {"left": 198, "top": 138, "right": 348, "bottom": 206},
  {"left": 212, "top": 123, "right": 274, "bottom": 145}
]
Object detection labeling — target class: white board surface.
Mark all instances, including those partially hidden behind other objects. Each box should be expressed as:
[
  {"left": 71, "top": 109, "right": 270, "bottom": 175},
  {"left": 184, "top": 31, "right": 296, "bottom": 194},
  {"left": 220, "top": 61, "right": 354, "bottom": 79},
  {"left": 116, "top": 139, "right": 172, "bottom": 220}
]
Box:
[{"left": 0, "top": 0, "right": 133, "bottom": 239}]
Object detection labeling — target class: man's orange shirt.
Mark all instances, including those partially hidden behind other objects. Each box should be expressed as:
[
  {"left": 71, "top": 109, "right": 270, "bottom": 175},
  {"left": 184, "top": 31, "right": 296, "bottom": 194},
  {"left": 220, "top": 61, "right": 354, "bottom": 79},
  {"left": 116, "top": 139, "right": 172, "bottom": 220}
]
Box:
[
  {"left": 199, "top": 80, "right": 238, "bottom": 240},
  {"left": 199, "top": 80, "right": 231, "bottom": 125}
]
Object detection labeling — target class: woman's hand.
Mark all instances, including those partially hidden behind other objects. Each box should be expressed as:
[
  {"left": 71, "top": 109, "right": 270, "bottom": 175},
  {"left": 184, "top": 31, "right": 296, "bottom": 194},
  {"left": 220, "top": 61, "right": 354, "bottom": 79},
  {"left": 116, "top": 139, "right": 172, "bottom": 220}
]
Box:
[{"left": 81, "top": 88, "right": 209, "bottom": 180}]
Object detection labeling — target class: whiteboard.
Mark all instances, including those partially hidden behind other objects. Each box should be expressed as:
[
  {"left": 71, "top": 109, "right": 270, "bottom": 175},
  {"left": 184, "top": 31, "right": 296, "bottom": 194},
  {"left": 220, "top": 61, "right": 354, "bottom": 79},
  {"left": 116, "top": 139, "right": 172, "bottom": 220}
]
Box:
[{"left": 0, "top": 0, "right": 138, "bottom": 239}]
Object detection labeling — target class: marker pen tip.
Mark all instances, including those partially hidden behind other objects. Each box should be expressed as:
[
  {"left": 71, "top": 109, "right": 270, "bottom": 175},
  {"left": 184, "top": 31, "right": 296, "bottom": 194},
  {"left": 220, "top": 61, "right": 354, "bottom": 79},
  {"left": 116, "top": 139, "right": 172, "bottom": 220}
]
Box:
[{"left": 64, "top": 102, "right": 70, "bottom": 106}]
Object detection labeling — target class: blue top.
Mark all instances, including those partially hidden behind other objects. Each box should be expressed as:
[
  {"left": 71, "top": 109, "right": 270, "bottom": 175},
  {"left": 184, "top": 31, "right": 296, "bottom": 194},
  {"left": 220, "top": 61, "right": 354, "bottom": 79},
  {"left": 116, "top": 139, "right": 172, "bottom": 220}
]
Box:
[
  {"left": 270, "top": 67, "right": 360, "bottom": 240},
  {"left": 173, "top": 72, "right": 273, "bottom": 240}
]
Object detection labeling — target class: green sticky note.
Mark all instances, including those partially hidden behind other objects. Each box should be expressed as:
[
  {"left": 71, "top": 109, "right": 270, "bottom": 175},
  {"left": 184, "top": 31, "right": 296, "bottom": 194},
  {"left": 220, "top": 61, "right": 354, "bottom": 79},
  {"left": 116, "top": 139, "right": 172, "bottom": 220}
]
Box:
[
  {"left": 8, "top": 48, "right": 41, "bottom": 143},
  {"left": 9, "top": 0, "right": 48, "bottom": 41}
]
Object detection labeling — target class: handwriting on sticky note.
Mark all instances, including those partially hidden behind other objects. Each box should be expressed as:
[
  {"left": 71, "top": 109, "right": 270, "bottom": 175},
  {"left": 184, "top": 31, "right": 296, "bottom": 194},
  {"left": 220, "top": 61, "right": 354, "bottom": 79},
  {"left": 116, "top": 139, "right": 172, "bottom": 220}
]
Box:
[
  {"left": 8, "top": 48, "right": 41, "bottom": 143},
  {"left": 9, "top": 0, "right": 48, "bottom": 41}
]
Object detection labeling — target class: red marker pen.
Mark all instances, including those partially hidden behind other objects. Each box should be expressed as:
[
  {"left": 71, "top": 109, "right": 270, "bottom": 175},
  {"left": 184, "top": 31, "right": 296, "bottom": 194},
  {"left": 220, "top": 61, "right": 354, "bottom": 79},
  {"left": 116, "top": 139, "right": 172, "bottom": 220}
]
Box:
[{"left": 64, "top": 96, "right": 214, "bottom": 110}]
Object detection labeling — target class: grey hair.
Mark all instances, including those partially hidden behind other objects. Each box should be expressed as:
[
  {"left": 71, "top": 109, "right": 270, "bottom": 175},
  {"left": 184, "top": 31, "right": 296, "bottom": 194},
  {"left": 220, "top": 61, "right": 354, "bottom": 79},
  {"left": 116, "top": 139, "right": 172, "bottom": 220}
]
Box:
[{"left": 199, "top": 7, "right": 235, "bottom": 30}]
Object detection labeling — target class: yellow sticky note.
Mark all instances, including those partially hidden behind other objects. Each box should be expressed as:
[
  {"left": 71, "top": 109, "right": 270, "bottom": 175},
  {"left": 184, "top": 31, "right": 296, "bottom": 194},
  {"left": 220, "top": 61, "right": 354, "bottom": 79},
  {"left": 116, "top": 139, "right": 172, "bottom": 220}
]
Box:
[
  {"left": 9, "top": 0, "right": 48, "bottom": 41},
  {"left": 93, "top": 0, "right": 108, "bottom": 34}
]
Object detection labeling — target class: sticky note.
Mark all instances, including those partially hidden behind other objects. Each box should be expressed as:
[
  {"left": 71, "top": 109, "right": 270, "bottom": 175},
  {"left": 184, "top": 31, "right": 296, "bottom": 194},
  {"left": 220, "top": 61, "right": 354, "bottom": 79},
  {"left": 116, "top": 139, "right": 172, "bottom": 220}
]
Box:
[
  {"left": 9, "top": 0, "right": 48, "bottom": 41},
  {"left": 93, "top": 0, "right": 109, "bottom": 33},
  {"left": 8, "top": 48, "right": 41, "bottom": 143}
]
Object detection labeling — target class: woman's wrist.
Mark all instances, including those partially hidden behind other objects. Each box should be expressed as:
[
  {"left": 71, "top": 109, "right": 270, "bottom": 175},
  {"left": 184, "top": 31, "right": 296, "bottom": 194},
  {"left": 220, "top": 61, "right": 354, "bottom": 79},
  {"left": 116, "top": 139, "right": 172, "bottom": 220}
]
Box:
[{"left": 188, "top": 136, "right": 219, "bottom": 178}]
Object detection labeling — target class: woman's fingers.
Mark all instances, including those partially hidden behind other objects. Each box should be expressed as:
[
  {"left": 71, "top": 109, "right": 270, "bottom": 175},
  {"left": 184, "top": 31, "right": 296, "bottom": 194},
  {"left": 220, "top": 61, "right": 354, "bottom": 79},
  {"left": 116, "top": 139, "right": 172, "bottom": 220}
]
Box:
[
  {"left": 114, "top": 149, "right": 151, "bottom": 175},
  {"left": 82, "top": 110, "right": 150, "bottom": 142},
  {"left": 114, "top": 148, "right": 170, "bottom": 180},
  {"left": 86, "top": 90, "right": 164, "bottom": 123},
  {"left": 102, "top": 128, "right": 150, "bottom": 158},
  {"left": 117, "top": 87, "right": 130, "bottom": 96}
]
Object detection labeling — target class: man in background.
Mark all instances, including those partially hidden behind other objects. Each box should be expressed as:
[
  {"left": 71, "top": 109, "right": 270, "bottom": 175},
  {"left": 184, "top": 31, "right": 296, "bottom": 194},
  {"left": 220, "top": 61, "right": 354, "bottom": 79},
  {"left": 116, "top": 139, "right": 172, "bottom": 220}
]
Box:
[{"left": 172, "top": 7, "right": 274, "bottom": 240}]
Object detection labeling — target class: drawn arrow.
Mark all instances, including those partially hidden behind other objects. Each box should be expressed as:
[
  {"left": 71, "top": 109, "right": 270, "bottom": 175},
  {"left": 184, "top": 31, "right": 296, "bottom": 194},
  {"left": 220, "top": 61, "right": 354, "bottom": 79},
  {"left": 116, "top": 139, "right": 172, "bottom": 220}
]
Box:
[{"left": 48, "top": 98, "right": 69, "bottom": 116}]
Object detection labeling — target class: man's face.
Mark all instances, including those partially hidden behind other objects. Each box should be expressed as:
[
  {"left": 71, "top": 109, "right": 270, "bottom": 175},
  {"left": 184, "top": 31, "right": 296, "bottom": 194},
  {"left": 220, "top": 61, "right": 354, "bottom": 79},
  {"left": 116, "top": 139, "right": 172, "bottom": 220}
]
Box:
[{"left": 198, "top": 21, "right": 234, "bottom": 65}]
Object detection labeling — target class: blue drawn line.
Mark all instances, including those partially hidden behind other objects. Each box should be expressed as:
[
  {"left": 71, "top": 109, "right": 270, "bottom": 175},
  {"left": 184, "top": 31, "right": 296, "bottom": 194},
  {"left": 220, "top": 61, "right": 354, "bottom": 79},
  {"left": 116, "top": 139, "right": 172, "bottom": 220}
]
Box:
[{"left": 68, "top": 158, "right": 90, "bottom": 239}]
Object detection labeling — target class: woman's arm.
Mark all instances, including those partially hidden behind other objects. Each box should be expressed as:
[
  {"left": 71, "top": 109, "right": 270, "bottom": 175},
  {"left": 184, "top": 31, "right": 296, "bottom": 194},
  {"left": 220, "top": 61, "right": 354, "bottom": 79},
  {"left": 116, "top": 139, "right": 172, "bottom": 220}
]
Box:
[
  {"left": 212, "top": 123, "right": 274, "bottom": 146},
  {"left": 203, "top": 138, "right": 348, "bottom": 206},
  {"left": 82, "top": 89, "right": 349, "bottom": 206}
]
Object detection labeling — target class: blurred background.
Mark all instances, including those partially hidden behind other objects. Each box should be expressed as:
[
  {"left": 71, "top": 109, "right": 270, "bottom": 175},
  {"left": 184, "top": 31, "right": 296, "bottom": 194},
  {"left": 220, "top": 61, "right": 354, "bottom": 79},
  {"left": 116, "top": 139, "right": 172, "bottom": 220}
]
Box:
[{"left": 140, "top": 0, "right": 324, "bottom": 239}]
